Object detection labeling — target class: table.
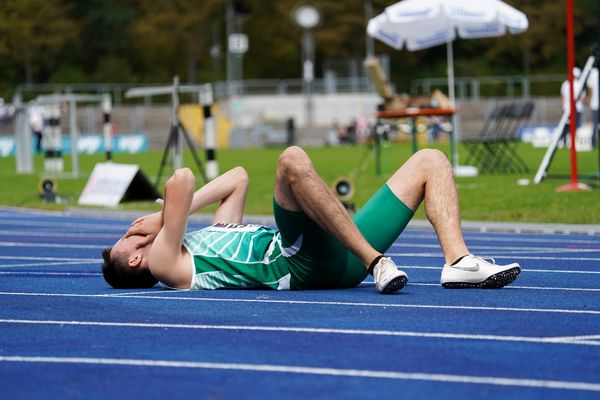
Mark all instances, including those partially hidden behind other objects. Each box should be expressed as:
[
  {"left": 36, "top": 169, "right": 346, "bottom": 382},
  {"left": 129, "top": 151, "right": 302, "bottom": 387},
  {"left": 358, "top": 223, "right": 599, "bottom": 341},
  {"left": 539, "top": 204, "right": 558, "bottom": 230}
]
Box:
[{"left": 375, "top": 107, "right": 456, "bottom": 169}]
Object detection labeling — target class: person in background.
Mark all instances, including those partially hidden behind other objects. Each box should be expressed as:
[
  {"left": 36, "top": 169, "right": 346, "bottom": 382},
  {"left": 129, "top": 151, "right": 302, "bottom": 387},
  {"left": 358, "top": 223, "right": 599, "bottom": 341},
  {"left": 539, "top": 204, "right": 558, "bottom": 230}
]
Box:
[
  {"left": 560, "top": 67, "right": 585, "bottom": 146},
  {"left": 28, "top": 105, "right": 45, "bottom": 154},
  {"left": 586, "top": 67, "right": 599, "bottom": 148}
]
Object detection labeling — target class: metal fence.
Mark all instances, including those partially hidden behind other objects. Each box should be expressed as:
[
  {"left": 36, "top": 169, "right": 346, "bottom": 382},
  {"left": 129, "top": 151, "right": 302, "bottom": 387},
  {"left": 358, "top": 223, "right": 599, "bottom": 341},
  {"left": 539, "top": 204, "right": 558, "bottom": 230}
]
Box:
[
  {"left": 411, "top": 74, "right": 566, "bottom": 100},
  {"left": 13, "top": 73, "right": 566, "bottom": 105}
]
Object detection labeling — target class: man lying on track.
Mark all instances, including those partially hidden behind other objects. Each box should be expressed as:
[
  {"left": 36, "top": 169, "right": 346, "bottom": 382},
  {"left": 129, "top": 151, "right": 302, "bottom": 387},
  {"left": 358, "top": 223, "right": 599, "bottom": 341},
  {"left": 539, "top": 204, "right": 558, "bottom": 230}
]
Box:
[{"left": 102, "top": 146, "right": 520, "bottom": 293}]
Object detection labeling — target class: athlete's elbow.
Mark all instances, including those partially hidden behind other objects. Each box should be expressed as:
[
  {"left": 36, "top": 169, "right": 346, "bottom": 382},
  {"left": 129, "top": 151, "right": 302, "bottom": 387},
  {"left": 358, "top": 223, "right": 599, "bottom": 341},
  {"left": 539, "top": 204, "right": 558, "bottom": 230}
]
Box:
[
  {"left": 173, "top": 168, "right": 196, "bottom": 185},
  {"left": 165, "top": 168, "right": 196, "bottom": 194}
]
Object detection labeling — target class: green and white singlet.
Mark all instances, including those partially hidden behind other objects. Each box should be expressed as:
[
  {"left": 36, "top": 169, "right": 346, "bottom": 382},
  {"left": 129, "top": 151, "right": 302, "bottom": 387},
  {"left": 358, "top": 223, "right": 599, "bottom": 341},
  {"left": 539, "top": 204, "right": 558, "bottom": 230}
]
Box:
[{"left": 182, "top": 223, "right": 293, "bottom": 290}]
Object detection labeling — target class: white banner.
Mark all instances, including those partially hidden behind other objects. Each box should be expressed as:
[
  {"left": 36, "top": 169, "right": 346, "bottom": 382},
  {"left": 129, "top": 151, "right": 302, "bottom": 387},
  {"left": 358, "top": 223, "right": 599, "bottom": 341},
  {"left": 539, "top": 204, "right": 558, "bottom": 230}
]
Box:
[{"left": 78, "top": 163, "right": 140, "bottom": 207}]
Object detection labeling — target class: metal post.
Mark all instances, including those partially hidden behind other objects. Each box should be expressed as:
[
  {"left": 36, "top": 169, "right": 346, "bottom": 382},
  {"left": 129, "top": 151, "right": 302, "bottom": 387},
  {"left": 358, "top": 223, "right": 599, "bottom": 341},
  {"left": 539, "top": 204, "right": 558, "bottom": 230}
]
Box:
[
  {"left": 69, "top": 98, "right": 79, "bottom": 177},
  {"left": 303, "top": 29, "right": 315, "bottom": 127},
  {"left": 53, "top": 103, "right": 64, "bottom": 173},
  {"left": 226, "top": 0, "right": 234, "bottom": 96},
  {"left": 15, "top": 98, "right": 33, "bottom": 174},
  {"left": 446, "top": 40, "right": 460, "bottom": 172},
  {"left": 364, "top": 0, "right": 375, "bottom": 58},
  {"left": 102, "top": 94, "right": 112, "bottom": 161},
  {"left": 171, "top": 76, "right": 183, "bottom": 171},
  {"left": 200, "top": 84, "right": 218, "bottom": 179}
]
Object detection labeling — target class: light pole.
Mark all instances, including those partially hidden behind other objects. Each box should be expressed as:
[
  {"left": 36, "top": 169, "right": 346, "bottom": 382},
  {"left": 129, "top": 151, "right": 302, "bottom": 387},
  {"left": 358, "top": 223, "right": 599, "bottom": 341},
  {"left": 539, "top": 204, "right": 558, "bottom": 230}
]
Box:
[
  {"left": 293, "top": 4, "right": 320, "bottom": 127},
  {"left": 364, "top": 0, "right": 375, "bottom": 58}
]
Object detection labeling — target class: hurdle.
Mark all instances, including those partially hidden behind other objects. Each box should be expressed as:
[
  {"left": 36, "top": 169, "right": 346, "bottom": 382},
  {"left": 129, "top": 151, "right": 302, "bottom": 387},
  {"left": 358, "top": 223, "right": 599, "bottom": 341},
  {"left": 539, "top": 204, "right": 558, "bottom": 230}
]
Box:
[
  {"left": 31, "top": 93, "right": 113, "bottom": 177},
  {"left": 126, "top": 77, "right": 218, "bottom": 187}
]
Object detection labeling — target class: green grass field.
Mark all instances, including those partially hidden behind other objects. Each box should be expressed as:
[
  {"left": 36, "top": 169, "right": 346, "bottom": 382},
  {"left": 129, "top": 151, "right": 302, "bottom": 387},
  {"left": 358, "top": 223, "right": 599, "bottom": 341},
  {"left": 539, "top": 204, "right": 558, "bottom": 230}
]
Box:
[{"left": 1, "top": 142, "right": 599, "bottom": 224}]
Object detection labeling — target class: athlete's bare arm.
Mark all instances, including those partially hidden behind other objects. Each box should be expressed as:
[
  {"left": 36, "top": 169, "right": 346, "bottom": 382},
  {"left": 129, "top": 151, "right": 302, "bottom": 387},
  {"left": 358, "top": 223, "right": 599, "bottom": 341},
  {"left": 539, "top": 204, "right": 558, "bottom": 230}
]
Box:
[
  {"left": 124, "top": 167, "right": 249, "bottom": 246},
  {"left": 148, "top": 168, "right": 196, "bottom": 289},
  {"left": 191, "top": 166, "right": 249, "bottom": 224}
]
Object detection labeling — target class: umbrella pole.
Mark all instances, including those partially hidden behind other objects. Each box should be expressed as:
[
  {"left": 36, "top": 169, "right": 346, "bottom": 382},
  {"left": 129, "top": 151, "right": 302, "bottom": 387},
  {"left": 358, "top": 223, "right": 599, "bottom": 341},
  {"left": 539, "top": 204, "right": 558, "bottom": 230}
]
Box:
[{"left": 447, "top": 40, "right": 459, "bottom": 172}]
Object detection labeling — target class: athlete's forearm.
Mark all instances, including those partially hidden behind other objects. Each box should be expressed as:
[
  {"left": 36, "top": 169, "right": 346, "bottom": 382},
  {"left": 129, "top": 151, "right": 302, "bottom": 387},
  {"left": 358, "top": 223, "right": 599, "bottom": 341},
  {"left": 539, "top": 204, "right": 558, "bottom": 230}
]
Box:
[
  {"left": 188, "top": 167, "right": 249, "bottom": 215},
  {"left": 160, "top": 168, "right": 195, "bottom": 242}
]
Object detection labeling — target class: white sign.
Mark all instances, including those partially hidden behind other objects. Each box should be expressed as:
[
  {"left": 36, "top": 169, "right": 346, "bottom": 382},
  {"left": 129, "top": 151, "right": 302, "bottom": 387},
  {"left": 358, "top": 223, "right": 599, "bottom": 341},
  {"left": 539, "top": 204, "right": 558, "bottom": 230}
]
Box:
[
  {"left": 117, "top": 135, "right": 146, "bottom": 153},
  {"left": 228, "top": 34, "right": 248, "bottom": 54},
  {"left": 78, "top": 136, "right": 102, "bottom": 154},
  {"left": 0, "top": 137, "right": 15, "bottom": 156},
  {"left": 78, "top": 163, "right": 140, "bottom": 207}
]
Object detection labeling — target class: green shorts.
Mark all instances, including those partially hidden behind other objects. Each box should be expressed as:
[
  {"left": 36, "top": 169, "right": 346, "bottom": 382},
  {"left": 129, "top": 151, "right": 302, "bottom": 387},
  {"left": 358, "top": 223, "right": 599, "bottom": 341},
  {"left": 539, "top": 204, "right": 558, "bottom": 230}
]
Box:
[{"left": 273, "top": 184, "right": 414, "bottom": 290}]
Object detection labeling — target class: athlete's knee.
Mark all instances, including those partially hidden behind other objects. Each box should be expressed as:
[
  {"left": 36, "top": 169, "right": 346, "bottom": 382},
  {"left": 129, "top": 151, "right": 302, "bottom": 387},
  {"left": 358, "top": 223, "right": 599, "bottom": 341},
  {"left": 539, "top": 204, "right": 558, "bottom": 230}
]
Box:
[
  {"left": 413, "top": 148, "right": 451, "bottom": 174},
  {"left": 278, "top": 146, "right": 314, "bottom": 181}
]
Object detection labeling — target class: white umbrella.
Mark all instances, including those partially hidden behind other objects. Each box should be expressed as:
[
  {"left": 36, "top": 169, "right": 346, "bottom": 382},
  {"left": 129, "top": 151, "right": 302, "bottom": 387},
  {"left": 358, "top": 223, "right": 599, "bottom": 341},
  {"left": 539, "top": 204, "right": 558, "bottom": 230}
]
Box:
[{"left": 367, "top": 0, "right": 528, "bottom": 173}]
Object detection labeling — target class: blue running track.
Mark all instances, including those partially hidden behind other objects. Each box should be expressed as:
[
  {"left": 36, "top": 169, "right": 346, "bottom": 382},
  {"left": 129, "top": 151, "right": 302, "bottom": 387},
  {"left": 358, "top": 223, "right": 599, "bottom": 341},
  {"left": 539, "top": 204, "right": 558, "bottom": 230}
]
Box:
[{"left": 0, "top": 207, "right": 599, "bottom": 399}]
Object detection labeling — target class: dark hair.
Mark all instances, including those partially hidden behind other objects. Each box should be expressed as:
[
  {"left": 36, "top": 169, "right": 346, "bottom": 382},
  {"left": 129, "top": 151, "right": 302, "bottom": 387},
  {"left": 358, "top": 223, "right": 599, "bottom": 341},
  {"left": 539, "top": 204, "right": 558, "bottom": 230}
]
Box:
[{"left": 101, "top": 247, "right": 158, "bottom": 289}]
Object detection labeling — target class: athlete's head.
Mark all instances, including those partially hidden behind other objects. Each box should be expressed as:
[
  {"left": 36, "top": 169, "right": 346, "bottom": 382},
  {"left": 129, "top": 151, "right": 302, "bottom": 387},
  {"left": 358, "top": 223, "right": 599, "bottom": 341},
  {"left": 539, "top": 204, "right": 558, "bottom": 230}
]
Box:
[{"left": 101, "top": 234, "right": 157, "bottom": 289}]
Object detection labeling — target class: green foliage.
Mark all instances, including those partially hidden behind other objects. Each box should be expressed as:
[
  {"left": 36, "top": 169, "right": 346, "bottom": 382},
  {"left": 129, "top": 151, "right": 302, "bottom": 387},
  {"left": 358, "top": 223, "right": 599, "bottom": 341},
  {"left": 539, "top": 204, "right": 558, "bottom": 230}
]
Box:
[
  {"left": 0, "top": 0, "right": 79, "bottom": 84},
  {"left": 1, "top": 0, "right": 599, "bottom": 94},
  {"left": 48, "top": 65, "right": 88, "bottom": 84}
]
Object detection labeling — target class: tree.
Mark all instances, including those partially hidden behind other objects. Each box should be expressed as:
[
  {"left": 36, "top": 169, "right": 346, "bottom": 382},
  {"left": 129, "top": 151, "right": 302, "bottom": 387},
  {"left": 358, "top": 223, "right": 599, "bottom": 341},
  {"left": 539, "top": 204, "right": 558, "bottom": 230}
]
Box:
[
  {"left": 0, "top": 0, "right": 79, "bottom": 84},
  {"left": 129, "top": 0, "right": 223, "bottom": 83},
  {"left": 70, "top": 0, "right": 137, "bottom": 82}
]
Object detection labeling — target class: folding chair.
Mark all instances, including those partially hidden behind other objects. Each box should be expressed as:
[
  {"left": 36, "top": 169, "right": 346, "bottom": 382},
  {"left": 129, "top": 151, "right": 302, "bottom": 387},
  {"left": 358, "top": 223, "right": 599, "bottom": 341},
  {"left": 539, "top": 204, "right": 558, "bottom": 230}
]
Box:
[
  {"left": 463, "top": 103, "right": 512, "bottom": 170},
  {"left": 485, "top": 101, "right": 533, "bottom": 173}
]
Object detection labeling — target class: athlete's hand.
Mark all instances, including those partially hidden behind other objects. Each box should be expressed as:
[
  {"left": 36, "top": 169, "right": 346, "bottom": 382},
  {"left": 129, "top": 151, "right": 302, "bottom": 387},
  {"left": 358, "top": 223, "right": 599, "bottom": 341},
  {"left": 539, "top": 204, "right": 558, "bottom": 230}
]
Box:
[{"left": 125, "top": 212, "right": 163, "bottom": 247}]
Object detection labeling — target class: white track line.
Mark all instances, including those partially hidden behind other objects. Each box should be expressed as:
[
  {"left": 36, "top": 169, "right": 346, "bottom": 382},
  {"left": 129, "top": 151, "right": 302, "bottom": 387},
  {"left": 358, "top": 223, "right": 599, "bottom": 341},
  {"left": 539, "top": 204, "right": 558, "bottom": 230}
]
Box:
[
  {"left": 7, "top": 243, "right": 595, "bottom": 261},
  {"left": 0, "top": 219, "right": 126, "bottom": 230},
  {"left": 1, "top": 291, "right": 599, "bottom": 315},
  {"left": 0, "top": 271, "right": 101, "bottom": 276},
  {"left": 396, "top": 265, "right": 600, "bottom": 275},
  {"left": 0, "top": 356, "right": 598, "bottom": 392},
  {"left": 387, "top": 252, "right": 600, "bottom": 261},
  {"left": 392, "top": 243, "right": 600, "bottom": 253},
  {"left": 0, "top": 242, "right": 105, "bottom": 249},
  {"left": 401, "top": 233, "right": 600, "bottom": 245},
  {"left": 0, "top": 230, "right": 118, "bottom": 239},
  {"left": 1, "top": 318, "right": 599, "bottom": 346},
  {"left": 408, "top": 283, "right": 600, "bottom": 292},
  {"left": 1, "top": 271, "right": 594, "bottom": 292},
  {"left": 0, "top": 261, "right": 100, "bottom": 269},
  {"left": 550, "top": 334, "right": 600, "bottom": 342},
  {"left": 0, "top": 256, "right": 98, "bottom": 261},
  {"left": 484, "top": 249, "right": 600, "bottom": 255}
]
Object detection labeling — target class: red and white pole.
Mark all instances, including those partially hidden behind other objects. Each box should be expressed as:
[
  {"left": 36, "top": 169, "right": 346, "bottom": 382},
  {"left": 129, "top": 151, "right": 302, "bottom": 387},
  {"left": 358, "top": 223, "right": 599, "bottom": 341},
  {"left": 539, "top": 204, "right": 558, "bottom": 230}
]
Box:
[{"left": 558, "top": 0, "right": 591, "bottom": 191}]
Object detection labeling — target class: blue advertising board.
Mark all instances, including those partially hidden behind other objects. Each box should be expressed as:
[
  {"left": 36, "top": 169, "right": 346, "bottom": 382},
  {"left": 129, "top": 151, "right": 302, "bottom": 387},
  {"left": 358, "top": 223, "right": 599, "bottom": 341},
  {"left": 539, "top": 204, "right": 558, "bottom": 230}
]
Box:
[{"left": 0, "top": 133, "right": 149, "bottom": 157}]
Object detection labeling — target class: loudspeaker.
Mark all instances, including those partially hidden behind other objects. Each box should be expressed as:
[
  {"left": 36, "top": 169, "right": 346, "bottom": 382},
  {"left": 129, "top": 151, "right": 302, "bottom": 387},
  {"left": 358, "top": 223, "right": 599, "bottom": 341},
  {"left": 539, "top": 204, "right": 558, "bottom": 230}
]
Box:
[
  {"left": 39, "top": 177, "right": 57, "bottom": 202},
  {"left": 332, "top": 177, "right": 355, "bottom": 214}
]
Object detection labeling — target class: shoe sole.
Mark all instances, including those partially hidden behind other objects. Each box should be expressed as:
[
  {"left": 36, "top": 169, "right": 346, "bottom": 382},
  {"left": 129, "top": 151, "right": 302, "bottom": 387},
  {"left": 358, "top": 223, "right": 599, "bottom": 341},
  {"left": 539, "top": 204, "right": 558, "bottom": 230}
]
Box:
[
  {"left": 381, "top": 276, "right": 408, "bottom": 294},
  {"left": 441, "top": 267, "right": 521, "bottom": 289}
]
